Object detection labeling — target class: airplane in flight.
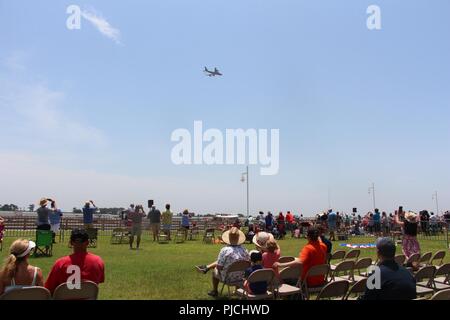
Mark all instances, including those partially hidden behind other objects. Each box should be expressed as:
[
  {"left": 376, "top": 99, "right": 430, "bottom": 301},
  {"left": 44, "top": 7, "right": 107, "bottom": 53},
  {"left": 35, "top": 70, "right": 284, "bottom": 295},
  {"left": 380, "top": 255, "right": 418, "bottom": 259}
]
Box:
[{"left": 204, "top": 67, "right": 222, "bottom": 77}]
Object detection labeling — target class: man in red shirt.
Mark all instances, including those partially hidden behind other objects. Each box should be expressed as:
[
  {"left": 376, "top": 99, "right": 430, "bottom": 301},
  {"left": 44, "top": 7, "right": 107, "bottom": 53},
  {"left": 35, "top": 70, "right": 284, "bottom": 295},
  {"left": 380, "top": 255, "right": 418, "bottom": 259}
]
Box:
[
  {"left": 45, "top": 229, "right": 105, "bottom": 294},
  {"left": 273, "top": 227, "right": 327, "bottom": 287}
]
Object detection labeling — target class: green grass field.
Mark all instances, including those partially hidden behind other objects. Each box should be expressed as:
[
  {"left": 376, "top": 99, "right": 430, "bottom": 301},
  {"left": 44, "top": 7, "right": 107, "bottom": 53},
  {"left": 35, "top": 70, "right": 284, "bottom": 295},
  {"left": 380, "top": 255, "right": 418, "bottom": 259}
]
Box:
[{"left": 1, "top": 233, "right": 448, "bottom": 299}]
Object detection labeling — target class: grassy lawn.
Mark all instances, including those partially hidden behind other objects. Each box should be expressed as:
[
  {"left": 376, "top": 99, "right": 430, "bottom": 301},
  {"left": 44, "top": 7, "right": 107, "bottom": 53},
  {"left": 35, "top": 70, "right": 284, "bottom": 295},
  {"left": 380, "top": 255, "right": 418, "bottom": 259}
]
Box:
[{"left": 1, "top": 233, "right": 448, "bottom": 299}]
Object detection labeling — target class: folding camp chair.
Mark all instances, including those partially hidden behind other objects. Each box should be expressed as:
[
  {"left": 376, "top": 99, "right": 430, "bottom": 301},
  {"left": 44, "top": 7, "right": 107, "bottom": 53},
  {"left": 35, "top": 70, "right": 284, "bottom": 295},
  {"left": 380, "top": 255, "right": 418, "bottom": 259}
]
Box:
[
  {"left": 430, "top": 289, "right": 450, "bottom": 300},
  {"left": 353, "top": 258, "right": 373, "bottom": 282},
  {"left": 300, "top": 264, "right": 330, "bottom": 300},
  {"left": 344, "top": 249, "right": 361, "bottom": 261},
  {"left": 330, "top": 260, "right": 355, "bottom": 282},
  {"left": 276, "top": 265, "right": 302, "bottom": 299},
  {"left": 203, "top": 228, "right": 216, "bottom": 244},
  {"left": 220, "top": 260, "right": 251, "bottom": 298},
  {"left": 415, "top": 266, "right": 436, "bottom": 297},
  {"left": 430, "top": 251, "right": 446, "bottom": 266},
  {"left": 53, "top": 280, "right": 99, "bottom": 300},
  {"left": 236, "top": 269, "right": 275, "bottom": 300},
  {"left": 33, "top": 230, "right": 53, "bottom": 257},
  {"left": 345, "top": 278, "right": 367, "bottom": 300},
  {"left": 316, "top": 280, "right": 350, "bottom": 300},
  {"left": 433, "top": 263, "right": 450, "bottom": 291},
  {"left": 0, "top": 286, "right": 51, "bottom": 300}
]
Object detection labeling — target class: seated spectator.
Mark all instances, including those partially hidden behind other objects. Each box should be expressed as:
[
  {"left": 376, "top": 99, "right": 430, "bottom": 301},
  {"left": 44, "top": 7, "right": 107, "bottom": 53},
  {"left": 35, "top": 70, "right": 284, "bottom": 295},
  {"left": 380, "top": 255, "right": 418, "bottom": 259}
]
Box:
[
  {"left": 273, "top": 228, "right": 327, "bottom": 288},
  {"left": 195, "top": 227, "right": 249, "bottom": 297},
  {"left": 243, "top": 251, "right": 267, "bottom": 295},
  {"left": 262, "top": 239, "right": 281, "bottom": 269},
  {"left": 0, "top": 239, "right": 44, "bottom": 295},
  {"left": 45, "top": 229, "right": 105, "bottom": 294},
  {"left": 253, "top": 231, "right": 275, "bottom": 252},
  {"left": 360, "top": 237, "right": 416, "bottom": 300}
]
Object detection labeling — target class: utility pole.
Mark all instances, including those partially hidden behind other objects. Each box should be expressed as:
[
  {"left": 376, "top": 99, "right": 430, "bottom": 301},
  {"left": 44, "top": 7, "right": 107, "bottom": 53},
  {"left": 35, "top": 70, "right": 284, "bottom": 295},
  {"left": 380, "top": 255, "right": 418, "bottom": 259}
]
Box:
[
  {"left": 368, "top": 182, "right": 376, "bottom": 211},
  {"left": 241, "top": 166, "right": 249, "bottom": 219},
  {"left": 432, "top": 191, "right": 439, "bottom": 215}
]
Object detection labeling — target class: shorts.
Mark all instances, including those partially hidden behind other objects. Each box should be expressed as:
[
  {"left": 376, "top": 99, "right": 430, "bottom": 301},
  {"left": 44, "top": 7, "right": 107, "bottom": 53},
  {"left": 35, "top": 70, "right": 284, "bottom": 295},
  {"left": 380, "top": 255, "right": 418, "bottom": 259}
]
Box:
[
  {"left": 131, "top": 224, "right": 142, "bottom": 237},
  {"left": 50, "top": 223, "right": 60, "bottom": 233},
  {"left": 151, "top": 223, "right": 160, "bottom": 233}
]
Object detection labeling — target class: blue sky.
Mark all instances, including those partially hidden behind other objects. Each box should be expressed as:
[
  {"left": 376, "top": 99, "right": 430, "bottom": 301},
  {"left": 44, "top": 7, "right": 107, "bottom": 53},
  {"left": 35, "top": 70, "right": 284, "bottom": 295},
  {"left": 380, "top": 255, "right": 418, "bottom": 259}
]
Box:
[{"left": 0, "top": 0, "right": 449, "bottom": 215}]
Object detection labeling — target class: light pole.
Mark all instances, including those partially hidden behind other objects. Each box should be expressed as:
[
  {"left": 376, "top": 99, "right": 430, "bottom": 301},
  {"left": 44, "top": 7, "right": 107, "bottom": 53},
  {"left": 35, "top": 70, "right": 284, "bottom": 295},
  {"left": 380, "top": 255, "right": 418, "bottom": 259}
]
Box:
[
  {"left": 432, "top": 191, "right": 439, "bottom": 215},
  {"left": 241, "top": 166, "right": 249, "bottom": 219},
  {"left": 368, "top": 182, "right": 376, "bottom": 211}
]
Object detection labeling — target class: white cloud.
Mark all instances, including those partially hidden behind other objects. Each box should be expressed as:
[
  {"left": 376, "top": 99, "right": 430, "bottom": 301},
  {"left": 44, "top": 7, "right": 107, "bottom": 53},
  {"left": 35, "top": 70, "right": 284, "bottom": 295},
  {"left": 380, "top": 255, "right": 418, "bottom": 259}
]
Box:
[
  {"left": 3, "top": 51, "right": 27, "bottom": 71},
  {"left": 81, "top": 9, "right": 122, "bottom": 45}
]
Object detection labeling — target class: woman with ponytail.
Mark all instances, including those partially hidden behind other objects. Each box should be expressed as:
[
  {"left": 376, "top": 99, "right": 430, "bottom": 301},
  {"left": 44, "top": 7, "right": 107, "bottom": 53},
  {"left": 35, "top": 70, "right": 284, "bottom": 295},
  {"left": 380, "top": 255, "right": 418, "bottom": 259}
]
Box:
[{"left": 0, "top": 239, "right": 44, "bottom": 295}]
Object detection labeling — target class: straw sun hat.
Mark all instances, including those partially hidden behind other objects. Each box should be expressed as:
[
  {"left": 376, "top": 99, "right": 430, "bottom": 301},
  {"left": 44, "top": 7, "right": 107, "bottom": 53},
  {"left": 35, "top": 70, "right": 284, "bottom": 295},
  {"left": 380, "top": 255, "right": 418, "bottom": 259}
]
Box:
[
  {"left": 405, "top": 211, "right": 418, "bottom": 223},
  {"left": 221, "top": 227, "right": 246, "bottom": 246},
  {"left": 252, "top": 232, "right": 276, "bottom": 250},
  {"left": 39, "top": 198, "right": 48, "bottom": 206}
]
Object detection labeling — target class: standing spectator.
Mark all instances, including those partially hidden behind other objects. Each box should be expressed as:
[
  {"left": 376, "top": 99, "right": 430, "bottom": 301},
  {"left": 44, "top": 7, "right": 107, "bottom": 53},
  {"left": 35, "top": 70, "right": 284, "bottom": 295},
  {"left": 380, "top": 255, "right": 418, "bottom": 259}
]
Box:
[
  {"left": 368, "top": 213, "right": 375, "bottom": 235},
  {"left": 327, "top": 210, "right": 337, "bottom": 241},
  {"left": 195, "top": 227, "right": 249, "bottom": 297},
  {"left": 395, "top": 210, "right": 421, "bottom": 263},
  {"left": 381, "top": 212, "right": 389, "bottom": 236},
  {"left": 430, "top": 212, "right": 438, "bottom": 235},
  {"left": 128, "top": 205, "right": 146, "bottom": 250},
  {"left": 373, "top": 209, "right": 381, "bottom": 237},
  {"left": 285, "top": 211, "right": 294, "bottom": 233},
  {"left": 276, "top": 212, "right": 285, "bottom": 239},
  {"left": 49, "top": 207, "right": 63, "bottom": 244},
  {"left": 148, "top": 205, "right": 161, "bottom": 242},
  {"left": 273, "top": 228, "right": 328, "bottom": 288},
  {"left": 161, "top": 204, "right": 173, "bottom": 240},
  {"left": 82, "top": 200, "right": 97, "bottom": 229},
  {"left": 181, "top": 209, "right": 190, "bottom": 240},
  {"left": 360, "top": 238, "right": 416, "bottom": 300},
  {"left": 419, "top": 210, "right": 430, "bottom": 236},
  {"left": 265, "top": 212, "right": 274, "bottom": 232},
  {"left": 45, "top": 229, "right": 105, "bottom": 294},
  {"left": 36, "top": 198, "right": 56, "bottom": 230},
  {"left": 444, "top": 211, "right": 450, "bottom": 228},
  {"left": 0, "top": 239, "right": 44, "bottom": 295}
]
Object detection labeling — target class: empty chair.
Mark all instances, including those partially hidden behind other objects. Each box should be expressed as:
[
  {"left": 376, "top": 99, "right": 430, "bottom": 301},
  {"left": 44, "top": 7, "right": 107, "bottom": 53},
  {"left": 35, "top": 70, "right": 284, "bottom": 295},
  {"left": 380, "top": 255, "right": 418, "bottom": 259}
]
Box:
[
  {"left": 0, "top": 287, "right": 51, "bottom": 300},
  {"left": 415, "top": 266, "right": 436, "bottom": 297},
  {"left": 430, "top": 289, "right": 450, "bottom": 300},
  {"left": 344, "top": 249, "right": 361, "bottom": 261},
  {"left": 300, "top": 264, "right": 330, "bottom": 300},
  {"left": 353, "top": 258, "right": 373, "bottom": 282},
  {"left": 433, "top": 263, "right": 450, "bottom": 291},
  {"left": 419, "top": 252, "right": 433, "bottom": 267},
  {"left": 278, "top": 256, "right": 296, "bottom": 264},
  {"left": 53, "top": 281, "right": 99, "bottom": 300},
  {"left": 330, "top": 260, "right": 355, "bottom": 282},
  {"left": 329, "top": 250, "right": 346, "bottom": 271},
  {"left": 394, "top": 254, "right": 406, "bottom": 266},
  {"left": 276, "top": 265, "right": 302, "bottom": 299},
  {"left": 316, "top": 280, "right": 350, "bottom": 300},
  {"left": 236, "top": 269, "right": 275, "bottom": 300},
  {"left": 345, "top": 278, "right": 368, "bottom": 300},
  {"left": 430, "top": 251, "right": 446, "bottom": 267},
  {"left": 220, "top": 260, "right": 251, "bottom": 297}
]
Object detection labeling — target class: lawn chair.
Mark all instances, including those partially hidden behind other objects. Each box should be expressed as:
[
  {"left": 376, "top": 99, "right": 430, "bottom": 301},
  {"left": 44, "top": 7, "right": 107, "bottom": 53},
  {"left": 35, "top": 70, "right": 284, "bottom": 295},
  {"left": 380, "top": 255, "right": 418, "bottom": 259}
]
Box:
[
  {"left": 0, "top": 286, "right": 51, "bottom": 300},
  {"left": 203, "top": 228, "right": 216, "bottom": 244},
  {"left": 345, "top": 278, "right": 367, "bottom": 300},
  {"left": 236, "top": 269, "right": 275, "bottom": 300},
  {"left": 300, "top": 264, "right": 330, "bottom": 300},
  {"left": 418, "top": 252, "right": 433, "bottom": 267},
  {"left": 110, "top": 228, "right": 129, "bottom": 244},
  {"left": 53, "top": 280, "right": 99, "bottom": 300},
  {"left": 353, "top": 258, "right": 373, "bottom": 282},
  {"left": 174, "top": 228, "right": 186, "bottom": 243},
  {"left": 329, "top": 250, "right": 346, "bottom": 271},
  {"left": 158, "top": 233, "right": 170, "bottom": 244},
  {"left": 344, "top": 249, "right": 361, "bottom": 261},
  {"left": 330, "top": 260, "right": 355, "bottom": 282},
  {"left": 220, "top": 260, "right": 251, "bottom": 298},
  {"left": 415, "top": 266, "right": 436, "bottom": 297},
  {"left": 33, "top": 230, "right": 53, "bottom": 257},
  {"left": 278, "top": 256, "right": 296, "bottom": 264},
  {"left": 430, "top": 289, "right": 450, "bottom": 300},
  {"left": 430, "top": 251, "right": 446, "bottom": 266},
  {"left": 433, "top": 263, "right": 450, "bottom": 291},
  {"left": 394, "top": 254, "right": 406, "bottom": 266},
  {"left": 276, "top": 265, "right": 302, "bottom": 299},
  {"left": 316, "top": 280, "right": 350, "bottom": 300}
]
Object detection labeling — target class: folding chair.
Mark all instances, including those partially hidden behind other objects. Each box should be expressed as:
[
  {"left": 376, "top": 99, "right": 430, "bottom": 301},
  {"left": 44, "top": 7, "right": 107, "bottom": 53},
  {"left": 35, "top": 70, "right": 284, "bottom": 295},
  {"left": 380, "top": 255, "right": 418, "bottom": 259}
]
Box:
[
  {"left": 418, "top": 252, "right": 433, "bottom": 267},
  {"left": 190, "top": 226, "right": 200, "bottom": 240},
  {"left": 430, "top": 289, "right": 450, "bottom": 300},
  {"left": 353, "top": 258, "right": 373, "bottom": 282},
  {"left": 0, "top": 286, "right": 51, "bottom": 300},
  {"left": 174, "top": 228, "right": 186, "bottom": 243},
  {"left": 345, "top": 278, "right": 367, "bottom": 300},
  {"left": 33, "top": 230, "right": 53, "bottom": 257},
  {"left": 278, "top": 256, "right": 296, "bottom": 264},
  {"left": 404, "top": 253, "right": 421, "bottom": 268},
  {"left": 203, "top": 228, "right": 216, "bottom": 244},
  {"left": 236, "top": 269, "right": 275, "bottom": 300},
  {"left": 301, "top": 264, "right": 330, "bottom": 300},
  {"left": 415, "top": 266, "right": 436, "bottom": 297},
  {"left": 53, "top": 280, "right": 99, "bottom": 300},
  {"left": 329, "top": 250, "right": 346, "bottom": 271},
  {"left": 344, "top": 249, "right": 360, "bottom": 261},
  {"left": 430, "top": 251, "right": 446, "bottom": 266},
  {"left": 330, "top": 260, "right": 355, "bottom": 282},
  {"left": 433, "top": 263, "right": 450, "bottom": 291},
  {"left": 276, "top": 265, "right": 302, "bottom": 299},
  {"left": 394, "top": 254, "right": 406, "bottom": 266},
  {"left": 220, "top": 260, "right": 251, "bottom": 298},
  {"left": 316, "top": 280, "right": 350, "bottom": 300}
]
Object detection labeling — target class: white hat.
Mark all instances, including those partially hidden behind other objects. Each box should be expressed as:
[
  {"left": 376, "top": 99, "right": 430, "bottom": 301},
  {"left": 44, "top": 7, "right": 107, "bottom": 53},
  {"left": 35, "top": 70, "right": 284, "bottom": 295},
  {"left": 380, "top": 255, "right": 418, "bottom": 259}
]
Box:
[{"left": 16, "top": 240, "right": 36, "bottom": 258}]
